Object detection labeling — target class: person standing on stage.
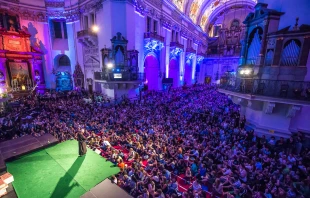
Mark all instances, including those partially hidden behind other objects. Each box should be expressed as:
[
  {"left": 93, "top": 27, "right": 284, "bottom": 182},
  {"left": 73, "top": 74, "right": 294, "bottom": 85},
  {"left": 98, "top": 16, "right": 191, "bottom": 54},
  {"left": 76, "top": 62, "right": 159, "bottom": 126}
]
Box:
[{"left": 77, "top": 129, "right": 87, "bottom": 156}]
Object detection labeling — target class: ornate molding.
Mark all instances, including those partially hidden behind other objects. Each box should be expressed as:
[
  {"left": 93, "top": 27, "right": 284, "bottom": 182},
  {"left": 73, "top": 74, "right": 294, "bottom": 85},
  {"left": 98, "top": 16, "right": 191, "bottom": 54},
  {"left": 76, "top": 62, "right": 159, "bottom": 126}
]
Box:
[
  {"left": 161, "top": 17, "right": 172, "bottom": 30},
  {"left": 196, "top": 55, "right": 204, "bottom": 63},
  {"left": 47, "top": 8, "right": 80, "bottom": 22},
  {"left": 144, "top": 38, "right": 164, "bottom": 58},
  {"left": 3, "top": 6, "right": 47, "bottom": 22},
  {"left": 45, "top": 1, "right": 65, "bottom": 8}
]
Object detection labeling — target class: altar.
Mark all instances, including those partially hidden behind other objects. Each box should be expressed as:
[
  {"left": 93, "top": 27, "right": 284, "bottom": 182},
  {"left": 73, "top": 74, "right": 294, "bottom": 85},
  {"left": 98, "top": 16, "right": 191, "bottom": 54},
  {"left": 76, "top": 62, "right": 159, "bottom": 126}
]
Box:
[{"left": 0, "top": 10, "right": 45, "bottom": 96}]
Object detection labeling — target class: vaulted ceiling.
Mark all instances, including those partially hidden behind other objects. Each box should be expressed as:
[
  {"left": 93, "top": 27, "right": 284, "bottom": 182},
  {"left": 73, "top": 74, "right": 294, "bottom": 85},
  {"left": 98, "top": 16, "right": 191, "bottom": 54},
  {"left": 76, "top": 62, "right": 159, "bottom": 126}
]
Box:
[{"left": 172, "top": 0, "right": 257, "bottom": 31}]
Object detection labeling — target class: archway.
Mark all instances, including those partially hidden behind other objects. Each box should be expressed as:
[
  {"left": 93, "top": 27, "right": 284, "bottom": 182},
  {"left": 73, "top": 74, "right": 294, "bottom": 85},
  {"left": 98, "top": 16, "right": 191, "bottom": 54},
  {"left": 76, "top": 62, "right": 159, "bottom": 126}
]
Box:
[
  {"left": 169, "top": 58, "right": 179, "bottom": 88},
  {"left": 184, "top": 60, "right": 192, "bottom": 85},
  {"left": 144, "top": 54, "right": 159, "bottom": 90}
]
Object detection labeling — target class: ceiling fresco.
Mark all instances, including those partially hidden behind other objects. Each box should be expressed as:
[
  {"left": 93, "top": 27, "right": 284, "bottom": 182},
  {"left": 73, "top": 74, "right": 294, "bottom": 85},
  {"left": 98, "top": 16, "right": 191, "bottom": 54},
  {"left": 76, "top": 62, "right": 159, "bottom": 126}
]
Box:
[{"left": 172, "top": 0, "right": 257, "bottom": 30}]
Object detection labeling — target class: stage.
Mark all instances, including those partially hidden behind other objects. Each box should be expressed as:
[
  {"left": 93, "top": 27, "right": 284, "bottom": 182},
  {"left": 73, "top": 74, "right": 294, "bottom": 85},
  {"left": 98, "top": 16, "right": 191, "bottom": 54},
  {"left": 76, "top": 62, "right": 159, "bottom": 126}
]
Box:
[
  {"left": 0, "top": 134, "right": 58, "bottom": 172},
  {"left": 3, "top": 139, "right": 125, "bottom": 198}
]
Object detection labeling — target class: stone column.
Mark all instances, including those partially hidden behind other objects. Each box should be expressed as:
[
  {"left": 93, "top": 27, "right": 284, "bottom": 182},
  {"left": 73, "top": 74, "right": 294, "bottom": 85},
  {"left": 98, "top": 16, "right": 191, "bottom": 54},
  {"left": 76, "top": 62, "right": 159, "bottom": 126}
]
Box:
[
  {"left": 299, "top": 35, "right": 310, "bottom": 66},
  {"left": 272, "top": 37, "right": 284, "bottom": 66}
]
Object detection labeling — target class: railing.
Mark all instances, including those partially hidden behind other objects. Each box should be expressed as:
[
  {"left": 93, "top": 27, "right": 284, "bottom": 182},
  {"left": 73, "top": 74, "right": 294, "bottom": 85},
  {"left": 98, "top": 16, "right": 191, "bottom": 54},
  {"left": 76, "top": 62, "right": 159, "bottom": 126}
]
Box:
[
  {"left": 77, "top": 29, "right": 97, "bottom": 38},
  {"left": 94, "top": 72, "right": 145, "bottom": 81},
  {"left": 144, "top": 32, "right": 165, "bottom": 43},
  {"left": 219, "top": 78, "right": 310, "bottom": 101}
]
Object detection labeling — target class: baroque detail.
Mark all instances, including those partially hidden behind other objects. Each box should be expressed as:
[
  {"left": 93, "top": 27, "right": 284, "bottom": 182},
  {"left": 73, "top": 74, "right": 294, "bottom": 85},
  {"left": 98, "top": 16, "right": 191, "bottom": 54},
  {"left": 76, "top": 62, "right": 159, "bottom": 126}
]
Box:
[{"left": 45, "top": 1, "right": 65, "bottom": 8}]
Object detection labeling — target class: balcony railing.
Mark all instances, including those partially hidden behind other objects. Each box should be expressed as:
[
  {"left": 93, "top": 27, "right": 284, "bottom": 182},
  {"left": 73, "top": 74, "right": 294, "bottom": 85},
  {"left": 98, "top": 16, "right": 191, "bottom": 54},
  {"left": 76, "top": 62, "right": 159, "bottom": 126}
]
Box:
[
  {"left": 94, "top": 72, "right": 145, "bottom": 82},
  {"left": 77, "top": 29, "right": 97, "bottom": 38},
  {"left": 219, "top": 78, "right": 310, "bottom": 101},
  {"left": 144, "top": 32, "right": 164, "bottom": 43}
]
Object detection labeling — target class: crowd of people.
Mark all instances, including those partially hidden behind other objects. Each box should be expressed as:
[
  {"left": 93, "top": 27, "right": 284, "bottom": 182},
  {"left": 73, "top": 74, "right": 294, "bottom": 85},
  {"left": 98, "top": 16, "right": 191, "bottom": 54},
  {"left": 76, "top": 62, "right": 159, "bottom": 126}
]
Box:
[{"left": 0, "top": 84, "right": 309, "bottom": 198}]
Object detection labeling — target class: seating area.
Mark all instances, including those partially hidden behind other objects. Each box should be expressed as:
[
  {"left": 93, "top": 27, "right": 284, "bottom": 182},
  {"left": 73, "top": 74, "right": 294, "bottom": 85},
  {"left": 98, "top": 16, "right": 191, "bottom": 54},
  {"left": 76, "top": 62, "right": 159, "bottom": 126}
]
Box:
[{"left": 1, "top": 85, "right": 310, "bottom": 198}]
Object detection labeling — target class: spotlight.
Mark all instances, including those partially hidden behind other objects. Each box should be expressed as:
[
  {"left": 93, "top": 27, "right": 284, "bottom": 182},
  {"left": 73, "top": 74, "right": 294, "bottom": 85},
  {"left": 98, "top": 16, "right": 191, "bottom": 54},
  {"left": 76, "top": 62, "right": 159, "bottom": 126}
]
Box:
[
  {"left": 92, "top": 25, "right": 99, "bottom": 33},
  {"left": 107, "top": 63, "right": 114, "bottom": 69},
  {"left": 244, "top": 69, "right": 251, "bottom": 75},
  {"left": 240, "top": 70, "right": 245, "bottom": 75},
  {"left": 0, "top": 88, "right": 2, "bottom": 94}
]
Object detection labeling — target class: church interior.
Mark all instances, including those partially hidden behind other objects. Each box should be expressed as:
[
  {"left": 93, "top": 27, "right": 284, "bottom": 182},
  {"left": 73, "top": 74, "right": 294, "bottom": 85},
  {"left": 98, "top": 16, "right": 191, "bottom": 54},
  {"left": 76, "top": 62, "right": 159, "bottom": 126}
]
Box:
[{"left": 0, "top": 0, "right": 310, "bottom": 197}]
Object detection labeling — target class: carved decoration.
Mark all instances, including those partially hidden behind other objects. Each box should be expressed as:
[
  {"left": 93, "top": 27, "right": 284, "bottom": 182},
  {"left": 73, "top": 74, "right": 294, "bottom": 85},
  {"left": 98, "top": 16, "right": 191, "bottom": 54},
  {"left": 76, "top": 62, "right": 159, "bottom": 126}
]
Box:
[
  {"left": 45, "top": 1, "right": 65, "bottom": 8},
  {"left": 73, "top": 63, "right": 84, "bottom": 88}
]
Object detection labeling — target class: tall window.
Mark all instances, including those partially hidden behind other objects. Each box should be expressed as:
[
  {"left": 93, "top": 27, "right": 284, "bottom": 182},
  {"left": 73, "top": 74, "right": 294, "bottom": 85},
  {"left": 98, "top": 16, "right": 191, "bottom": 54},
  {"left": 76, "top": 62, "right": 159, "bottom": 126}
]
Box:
[
  {"left": 91, "top": 13, "right": 95, "bottom": 26},
  {"left": 53, "top": 21, "right": 62, "bottom": 38},
  {"left": 213, "top": 25, "right": 221, "bottom": 37},
  {"left": 59, "top": 55, "right": 71, "bottom": 67},
  {"left": 147, "top": 17, "right": 151, "bottom": 32},
  {"left": 153, "top": 20, "right": 158, "bottom": 34},
  {"left": 171, "top": 30, "right": 175, "bottom": 42},
  {"left": 84, "top": 16, "right": 89, "bottom": 30},
  {"left": 176, "top": 32, "right": 179, "bottom": 42},
  {"left": 52, "top": 21, "right": 67, "bottom": 39},
  {"left": 63, "top": 22, "right": 67, "bottom": 39}
]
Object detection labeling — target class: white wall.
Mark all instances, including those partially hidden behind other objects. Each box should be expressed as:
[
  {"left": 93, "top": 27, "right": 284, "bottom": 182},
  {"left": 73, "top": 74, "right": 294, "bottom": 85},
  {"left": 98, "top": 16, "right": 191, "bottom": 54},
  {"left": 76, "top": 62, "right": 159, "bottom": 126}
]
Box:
[{"left": 19, "top": 19, "right": 54, "bottom": 88}]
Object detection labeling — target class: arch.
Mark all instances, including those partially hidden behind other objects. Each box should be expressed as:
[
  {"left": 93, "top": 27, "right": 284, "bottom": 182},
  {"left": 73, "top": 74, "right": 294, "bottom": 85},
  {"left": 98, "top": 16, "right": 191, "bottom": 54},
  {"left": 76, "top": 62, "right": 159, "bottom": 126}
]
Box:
[
  {"left": 58, "top": 55, "right": 71, "bottom": 67},
  {"left": 184, "top": 60, "right": 192, "bottom": 85},
  {"left": 54, "top": 54, "right": 71, "bottom": 68},
  {"left": 169, "top": 58, "right": 180, "bottom": 88},
  {"left": 144, "top": 54, "right": 160, "bottom": 90},
  {"left": 199, "top": 0, "right": 256, "bottom": 31}
]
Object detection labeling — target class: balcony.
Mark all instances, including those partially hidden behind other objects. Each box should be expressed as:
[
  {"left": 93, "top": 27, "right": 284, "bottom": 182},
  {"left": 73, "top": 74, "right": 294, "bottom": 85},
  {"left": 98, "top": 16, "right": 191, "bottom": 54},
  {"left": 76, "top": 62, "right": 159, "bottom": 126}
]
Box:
[
  {"left": 219, "top": 78, "right": 310, "bottom": 102},
  {"left": 77, "top": 29, "right": 97, "bottom": 47},
  {"left": 144, "top": 32, "right": 164, "bottom": 43},
  {"left": 170, "top": 41, "right": 184, "bottom": 49},
  {"left": 94, "top": 72, "right": 145, "bottom": 82}
]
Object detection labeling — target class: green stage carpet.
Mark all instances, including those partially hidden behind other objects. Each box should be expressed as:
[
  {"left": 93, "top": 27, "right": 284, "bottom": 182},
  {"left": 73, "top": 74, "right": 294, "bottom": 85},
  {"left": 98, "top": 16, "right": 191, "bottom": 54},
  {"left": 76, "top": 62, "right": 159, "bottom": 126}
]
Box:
[{"left": 6, "top": 140, "right": 120, "bottom": 198}]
